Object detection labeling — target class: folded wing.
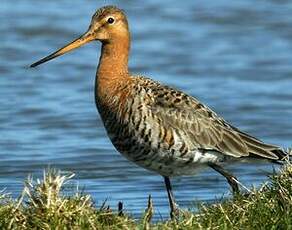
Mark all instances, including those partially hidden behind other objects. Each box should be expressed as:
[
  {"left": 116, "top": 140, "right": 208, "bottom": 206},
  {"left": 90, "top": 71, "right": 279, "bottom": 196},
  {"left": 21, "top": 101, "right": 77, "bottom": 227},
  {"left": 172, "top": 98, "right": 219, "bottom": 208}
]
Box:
[{"left": 148, "top": 84, "right": 286, "bottom": 160}]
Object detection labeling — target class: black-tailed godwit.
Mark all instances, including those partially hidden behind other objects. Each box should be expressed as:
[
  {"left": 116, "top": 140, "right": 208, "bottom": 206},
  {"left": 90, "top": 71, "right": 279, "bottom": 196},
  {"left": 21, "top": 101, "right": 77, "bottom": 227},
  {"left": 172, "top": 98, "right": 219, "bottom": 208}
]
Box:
[{"left": 31, "top": 5, "right": 288, "bottom": 218}]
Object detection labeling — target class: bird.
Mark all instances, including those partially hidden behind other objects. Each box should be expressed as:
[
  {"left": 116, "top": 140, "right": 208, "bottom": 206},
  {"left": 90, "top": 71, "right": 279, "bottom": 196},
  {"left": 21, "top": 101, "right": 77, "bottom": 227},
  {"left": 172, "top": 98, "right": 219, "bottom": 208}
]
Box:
[{"left": 30, "top": 5, "right": 288, "bottom": 218}]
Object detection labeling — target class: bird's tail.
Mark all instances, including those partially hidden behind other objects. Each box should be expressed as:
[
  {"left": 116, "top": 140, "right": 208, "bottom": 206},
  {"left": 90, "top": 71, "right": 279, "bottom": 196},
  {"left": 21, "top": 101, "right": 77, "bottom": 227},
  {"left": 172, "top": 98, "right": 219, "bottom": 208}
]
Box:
[{"left": 232, "top": 125, "right": 291, "bottom": 163}]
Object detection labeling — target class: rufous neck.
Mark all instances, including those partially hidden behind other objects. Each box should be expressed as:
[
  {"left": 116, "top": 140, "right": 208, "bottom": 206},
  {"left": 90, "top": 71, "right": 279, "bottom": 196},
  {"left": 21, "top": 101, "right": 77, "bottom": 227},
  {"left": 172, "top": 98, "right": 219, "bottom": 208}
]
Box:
[
  {"left": 97, "top": 38, "right": 130, "bottom": 80},
  {"left": 95, "top": 36, "right": 131, "bottom": 107}
]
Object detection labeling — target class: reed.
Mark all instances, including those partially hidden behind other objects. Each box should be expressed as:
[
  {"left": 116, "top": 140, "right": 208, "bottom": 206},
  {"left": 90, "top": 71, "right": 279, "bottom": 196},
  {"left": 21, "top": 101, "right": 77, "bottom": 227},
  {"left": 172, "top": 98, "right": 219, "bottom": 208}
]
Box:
[{"left": 0, "top": 163, "right": 291, "bottom": 229}]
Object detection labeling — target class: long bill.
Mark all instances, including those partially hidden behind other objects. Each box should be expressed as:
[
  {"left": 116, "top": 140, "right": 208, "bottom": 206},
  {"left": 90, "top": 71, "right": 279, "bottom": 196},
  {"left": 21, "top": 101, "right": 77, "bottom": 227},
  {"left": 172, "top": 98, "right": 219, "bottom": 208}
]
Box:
[{"left": 30, "top": 31, "right": 95, "bottom": 68}]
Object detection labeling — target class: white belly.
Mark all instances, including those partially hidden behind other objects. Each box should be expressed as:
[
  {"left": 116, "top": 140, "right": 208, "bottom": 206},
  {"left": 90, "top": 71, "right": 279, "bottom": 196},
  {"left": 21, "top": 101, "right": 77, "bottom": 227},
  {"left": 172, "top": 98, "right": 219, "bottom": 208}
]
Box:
[{"left": 125, "top": 149, "right": 227, "bottom": 177}]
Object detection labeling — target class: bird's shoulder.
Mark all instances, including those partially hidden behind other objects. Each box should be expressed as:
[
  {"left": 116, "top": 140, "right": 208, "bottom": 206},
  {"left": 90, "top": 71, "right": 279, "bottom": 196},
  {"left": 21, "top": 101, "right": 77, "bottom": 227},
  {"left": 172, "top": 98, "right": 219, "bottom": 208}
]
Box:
[{"left": 132, "top": 75, "right": 228, "bottom": 127}]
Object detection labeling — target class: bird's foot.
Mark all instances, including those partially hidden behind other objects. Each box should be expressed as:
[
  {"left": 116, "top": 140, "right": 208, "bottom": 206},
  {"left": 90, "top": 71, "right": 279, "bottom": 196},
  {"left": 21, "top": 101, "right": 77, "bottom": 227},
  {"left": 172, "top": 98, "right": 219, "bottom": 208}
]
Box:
[
  {"left": 227, "top": 176, "right": 240, "bottom": 196},
  {"left": 170, "top": 203, "right": 180, "bottom": 220}
]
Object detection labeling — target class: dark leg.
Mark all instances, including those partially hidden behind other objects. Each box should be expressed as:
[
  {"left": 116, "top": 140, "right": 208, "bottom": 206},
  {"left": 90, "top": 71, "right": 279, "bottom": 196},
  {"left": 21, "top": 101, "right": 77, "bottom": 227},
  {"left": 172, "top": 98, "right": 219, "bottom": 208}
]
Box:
[
  {"left": 163, "top": 176, "right": 179, "bottom": 219},
  {"left": 209, "top": 164, "right": 239, "bottom": 194}
]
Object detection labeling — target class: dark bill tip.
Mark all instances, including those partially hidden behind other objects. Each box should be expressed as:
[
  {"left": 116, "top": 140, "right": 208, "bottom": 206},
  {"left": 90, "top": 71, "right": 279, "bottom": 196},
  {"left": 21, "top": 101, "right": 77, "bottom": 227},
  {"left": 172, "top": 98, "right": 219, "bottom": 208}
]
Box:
[
  {"left": 30, "top": 32, "right": 94, "bottom": 68},
  {"left": 30, "top": 52, "right": 60, "bottom": 68},
  {"left": 30, "top": 61, "right": 43, "bottom": 68},
  {"left": 30, "top": 62, "right": 40, "bottom": 68}
]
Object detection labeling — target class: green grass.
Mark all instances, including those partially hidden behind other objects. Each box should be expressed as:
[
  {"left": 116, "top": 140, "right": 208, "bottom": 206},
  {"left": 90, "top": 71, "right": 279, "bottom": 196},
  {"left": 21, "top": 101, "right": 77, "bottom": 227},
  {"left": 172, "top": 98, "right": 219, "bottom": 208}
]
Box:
[{"left": 0, "top": 164, "right": 291, "bottom": 229}]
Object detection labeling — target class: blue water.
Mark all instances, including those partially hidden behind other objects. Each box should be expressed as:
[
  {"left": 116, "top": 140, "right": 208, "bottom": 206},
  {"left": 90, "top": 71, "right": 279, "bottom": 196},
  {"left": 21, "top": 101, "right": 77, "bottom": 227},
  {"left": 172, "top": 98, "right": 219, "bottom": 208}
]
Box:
[{"left": 1, "top": 0, "right": 292, "bottom": 219}]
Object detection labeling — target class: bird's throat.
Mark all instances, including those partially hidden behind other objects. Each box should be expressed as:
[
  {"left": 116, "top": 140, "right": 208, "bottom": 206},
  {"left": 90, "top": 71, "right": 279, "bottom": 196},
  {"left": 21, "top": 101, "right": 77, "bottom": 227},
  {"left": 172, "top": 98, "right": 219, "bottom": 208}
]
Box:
[
  {"left": 97, "top": 40, "right": 129, "bottom": 76},
  {"left": 95, "top": 39, "right": 131, "bottom": 109}
]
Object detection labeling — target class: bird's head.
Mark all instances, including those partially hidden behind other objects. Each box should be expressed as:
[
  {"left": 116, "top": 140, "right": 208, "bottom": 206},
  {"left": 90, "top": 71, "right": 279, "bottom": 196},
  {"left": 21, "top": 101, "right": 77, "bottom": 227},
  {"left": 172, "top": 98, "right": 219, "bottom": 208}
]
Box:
[{"left": 30, "top": 5, "right": 129, "bottom": 67}]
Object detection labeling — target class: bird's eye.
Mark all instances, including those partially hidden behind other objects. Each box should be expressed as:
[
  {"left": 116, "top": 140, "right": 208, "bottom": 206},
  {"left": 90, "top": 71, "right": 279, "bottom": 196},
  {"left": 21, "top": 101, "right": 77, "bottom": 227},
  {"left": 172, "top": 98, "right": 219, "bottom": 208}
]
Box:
[{"left": 107, "top": 17, "right": 115, "bottom": 24}]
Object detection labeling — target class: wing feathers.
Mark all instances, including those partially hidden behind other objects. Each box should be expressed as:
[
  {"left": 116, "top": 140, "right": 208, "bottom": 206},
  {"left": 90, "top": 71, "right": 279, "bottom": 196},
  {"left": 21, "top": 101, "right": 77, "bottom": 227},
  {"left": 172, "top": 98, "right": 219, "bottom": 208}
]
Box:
[{"left": 139, "top": 77, "right": 286, "bottom": 161}]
